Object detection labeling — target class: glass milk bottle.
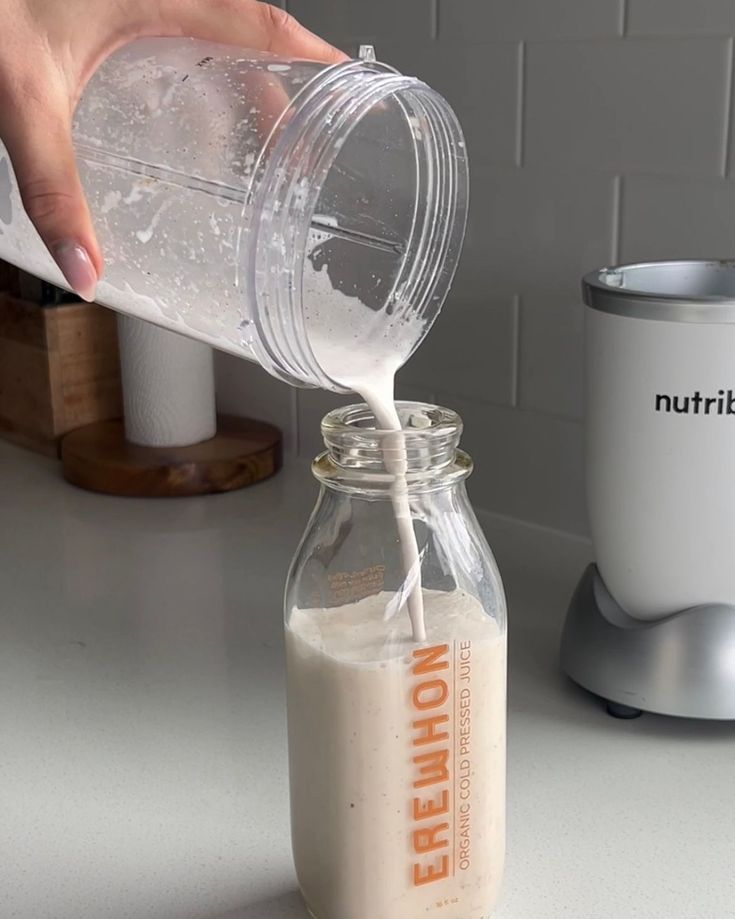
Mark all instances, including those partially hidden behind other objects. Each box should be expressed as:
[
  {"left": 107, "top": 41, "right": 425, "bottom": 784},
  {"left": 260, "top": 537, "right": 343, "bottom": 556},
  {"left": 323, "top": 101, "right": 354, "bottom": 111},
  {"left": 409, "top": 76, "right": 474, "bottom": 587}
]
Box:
[
  {"left": 0, "top": 38, "right": 468, "bottom": 391},
  {"left": 285, "top": 403, "right": 507, "bottom": 919}
]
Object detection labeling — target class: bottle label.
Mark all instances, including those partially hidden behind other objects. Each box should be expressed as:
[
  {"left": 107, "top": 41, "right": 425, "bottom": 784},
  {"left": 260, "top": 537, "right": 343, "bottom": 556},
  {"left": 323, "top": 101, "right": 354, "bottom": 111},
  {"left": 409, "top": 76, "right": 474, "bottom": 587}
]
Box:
[{"left": 411, "top": 643, "right": 452, "bottom": 886}]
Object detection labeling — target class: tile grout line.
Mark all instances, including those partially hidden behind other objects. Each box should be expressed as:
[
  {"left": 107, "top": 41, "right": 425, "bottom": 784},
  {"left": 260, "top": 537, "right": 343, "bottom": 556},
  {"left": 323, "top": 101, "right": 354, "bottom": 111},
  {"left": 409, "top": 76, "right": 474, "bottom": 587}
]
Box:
[
  {"left": 511, "top": 294, "right": 521, "bottom": 408},
  {"left": 611, "top": 175, "right": 623, "bottom": 265},
  {"left": 515, "top": 42, "right": 526, "bottom": 168},
  {"left": 431, "top": 0, "right": 439, "bottom": 41},
  {"left": 721, "top": 36, "right": 734, "bottom": 178},
  {"left": 619, "top": 0, "right": 629, "bottom": 37}
]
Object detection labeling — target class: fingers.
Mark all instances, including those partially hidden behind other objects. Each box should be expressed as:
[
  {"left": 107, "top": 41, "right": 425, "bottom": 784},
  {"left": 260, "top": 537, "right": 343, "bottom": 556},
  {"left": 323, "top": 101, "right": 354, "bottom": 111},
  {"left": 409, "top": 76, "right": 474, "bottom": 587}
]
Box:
[
  {"left": 0, "top": 0, "right": 346, "bottom": 305},
  {"left": 250, "top": 2, "right": 349, "bottom": 63},
  {"left": 0, "top": 92, "right": 101, "bottom": 301},
  {"left": 162, "top": 0, "right": 349, "bottom": 64}
]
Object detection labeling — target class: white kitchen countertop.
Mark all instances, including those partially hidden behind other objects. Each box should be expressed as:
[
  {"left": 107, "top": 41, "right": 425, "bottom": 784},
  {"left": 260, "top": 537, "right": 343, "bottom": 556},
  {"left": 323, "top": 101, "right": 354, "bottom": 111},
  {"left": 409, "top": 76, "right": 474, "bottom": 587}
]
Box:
[{"left": 1, "top": 440, "right": 733, "bottom": 919}]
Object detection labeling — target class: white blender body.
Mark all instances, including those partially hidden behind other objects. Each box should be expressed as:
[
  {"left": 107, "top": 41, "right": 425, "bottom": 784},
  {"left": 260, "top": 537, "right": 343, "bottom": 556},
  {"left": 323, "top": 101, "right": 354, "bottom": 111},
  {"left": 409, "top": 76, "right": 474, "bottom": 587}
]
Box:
[
  {"left": 588, "top": 299, "right": 735, "bottom": 620},
  {"left": 562, "top": 261, "right": 735, "bottom": 719}
]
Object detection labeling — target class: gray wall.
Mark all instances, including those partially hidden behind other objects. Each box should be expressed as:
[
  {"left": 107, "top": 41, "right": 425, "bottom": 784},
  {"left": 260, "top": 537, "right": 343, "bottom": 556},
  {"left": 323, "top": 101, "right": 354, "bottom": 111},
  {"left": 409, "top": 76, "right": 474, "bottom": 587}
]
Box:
[{"left": 217, "top": 0, "right": 735, "bottom": 535}]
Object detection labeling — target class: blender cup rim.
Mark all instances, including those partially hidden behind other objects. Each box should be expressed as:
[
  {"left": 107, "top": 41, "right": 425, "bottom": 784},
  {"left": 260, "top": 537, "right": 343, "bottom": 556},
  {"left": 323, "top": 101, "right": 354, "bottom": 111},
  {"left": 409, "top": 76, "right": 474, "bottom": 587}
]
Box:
[{"left": 244, "top": 59, "right": 469, "bottom": 390}]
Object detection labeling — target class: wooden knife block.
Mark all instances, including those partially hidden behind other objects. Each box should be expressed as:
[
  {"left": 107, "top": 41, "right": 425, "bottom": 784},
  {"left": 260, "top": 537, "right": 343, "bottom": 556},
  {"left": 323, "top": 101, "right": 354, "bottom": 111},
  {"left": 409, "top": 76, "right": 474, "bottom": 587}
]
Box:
[{"left": 0, "top": 294, "right": 122, "bottom": 456}]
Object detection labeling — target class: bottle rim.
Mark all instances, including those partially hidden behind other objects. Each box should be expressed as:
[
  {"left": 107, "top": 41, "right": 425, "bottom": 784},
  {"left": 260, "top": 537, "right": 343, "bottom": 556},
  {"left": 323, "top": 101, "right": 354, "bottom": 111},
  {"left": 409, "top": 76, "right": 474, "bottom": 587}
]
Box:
[
  {"left": 315, "top": 401, "right": 471, "bottom": 490},
  {"left": 323, "top": 400, "right": 462, "bottom": 439},
  {"left": 245, "top": 60, "right": 469, "bottom": 390}
]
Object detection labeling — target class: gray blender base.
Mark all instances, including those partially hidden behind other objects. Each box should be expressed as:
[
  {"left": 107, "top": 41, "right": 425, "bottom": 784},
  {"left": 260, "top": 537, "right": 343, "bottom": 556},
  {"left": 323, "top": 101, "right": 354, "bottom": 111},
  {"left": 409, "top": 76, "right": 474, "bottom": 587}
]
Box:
[{"left": 561, "top": 565, "right": 735, "bottom": 719}]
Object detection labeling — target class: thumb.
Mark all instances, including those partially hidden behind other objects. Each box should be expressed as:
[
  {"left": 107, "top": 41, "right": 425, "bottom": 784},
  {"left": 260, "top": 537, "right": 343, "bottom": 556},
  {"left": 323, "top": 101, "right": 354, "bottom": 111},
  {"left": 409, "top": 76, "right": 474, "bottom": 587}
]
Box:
[{"left": 1, "top": 98, "right": 101, "bottom": 302}]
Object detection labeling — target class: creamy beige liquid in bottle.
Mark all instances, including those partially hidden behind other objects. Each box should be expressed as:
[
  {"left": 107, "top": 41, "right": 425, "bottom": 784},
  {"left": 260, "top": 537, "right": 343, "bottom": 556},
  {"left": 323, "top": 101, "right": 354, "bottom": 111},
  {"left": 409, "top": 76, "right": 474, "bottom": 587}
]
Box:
[{"left": 287, "top": 590, "right": 506, "bottom": 919}]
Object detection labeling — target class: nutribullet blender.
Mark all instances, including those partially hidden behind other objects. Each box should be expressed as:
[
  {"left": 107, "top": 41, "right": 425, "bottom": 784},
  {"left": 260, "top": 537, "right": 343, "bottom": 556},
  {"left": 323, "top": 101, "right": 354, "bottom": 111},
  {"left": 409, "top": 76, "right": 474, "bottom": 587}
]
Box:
[{"left": 562, "top": 260, "right": 735, "bottom": 719}]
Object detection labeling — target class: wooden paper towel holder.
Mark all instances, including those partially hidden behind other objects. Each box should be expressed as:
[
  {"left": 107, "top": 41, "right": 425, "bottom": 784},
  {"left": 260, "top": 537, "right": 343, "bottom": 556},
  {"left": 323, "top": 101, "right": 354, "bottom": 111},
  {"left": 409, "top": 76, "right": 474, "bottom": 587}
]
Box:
[{"left": 61, "top": 316, "right": 281, "bottom": 497}]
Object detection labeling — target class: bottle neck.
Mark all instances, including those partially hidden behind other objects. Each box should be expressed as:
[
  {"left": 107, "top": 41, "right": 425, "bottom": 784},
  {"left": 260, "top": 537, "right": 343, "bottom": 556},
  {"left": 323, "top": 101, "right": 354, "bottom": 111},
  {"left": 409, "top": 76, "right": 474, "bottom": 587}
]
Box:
[
  {"left": 246, "top": 61, "right": 468, "bottom": 390},
  {"left": 313, "top": 402, "right": 472, "bottom": 495}
]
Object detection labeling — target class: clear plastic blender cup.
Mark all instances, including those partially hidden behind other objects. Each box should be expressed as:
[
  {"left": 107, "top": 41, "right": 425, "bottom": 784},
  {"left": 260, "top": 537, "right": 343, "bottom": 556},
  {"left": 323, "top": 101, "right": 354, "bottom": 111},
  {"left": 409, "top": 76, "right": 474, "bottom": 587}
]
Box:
[{"left": 0, "top": 38, "right": 468, "bottom": 390}]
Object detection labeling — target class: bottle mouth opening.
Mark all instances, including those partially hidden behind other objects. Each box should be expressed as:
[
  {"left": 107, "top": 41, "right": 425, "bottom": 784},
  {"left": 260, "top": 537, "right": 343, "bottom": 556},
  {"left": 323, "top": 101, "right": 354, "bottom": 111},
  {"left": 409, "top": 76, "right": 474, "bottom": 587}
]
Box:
[
  {"left": 320, "top": 402, "right": 464, "bottom": 473},
  {"left": 248, "top": 61, "right": 469, "bottom": 390}
]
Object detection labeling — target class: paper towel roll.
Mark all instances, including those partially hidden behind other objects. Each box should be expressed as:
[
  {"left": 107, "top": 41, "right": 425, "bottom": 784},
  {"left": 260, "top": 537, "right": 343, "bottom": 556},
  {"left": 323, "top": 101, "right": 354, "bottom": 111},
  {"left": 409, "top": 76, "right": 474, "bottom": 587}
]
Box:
[{"left": 117, "top": 315, "right": 217, "bottom": 447}]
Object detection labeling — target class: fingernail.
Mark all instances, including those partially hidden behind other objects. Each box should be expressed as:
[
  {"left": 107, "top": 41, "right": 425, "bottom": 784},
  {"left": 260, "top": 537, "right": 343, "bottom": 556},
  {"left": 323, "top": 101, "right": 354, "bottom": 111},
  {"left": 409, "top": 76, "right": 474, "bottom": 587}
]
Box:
[{"left": 53, "top": 242, "right": 98, "bottom": 302}]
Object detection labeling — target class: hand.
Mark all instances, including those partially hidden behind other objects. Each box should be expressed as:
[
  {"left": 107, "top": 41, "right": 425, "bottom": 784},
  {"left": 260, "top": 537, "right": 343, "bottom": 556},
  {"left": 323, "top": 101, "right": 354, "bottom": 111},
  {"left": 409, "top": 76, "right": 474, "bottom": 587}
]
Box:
[{"left": 0, "top": 0, "right": 346, "bottom": 300}]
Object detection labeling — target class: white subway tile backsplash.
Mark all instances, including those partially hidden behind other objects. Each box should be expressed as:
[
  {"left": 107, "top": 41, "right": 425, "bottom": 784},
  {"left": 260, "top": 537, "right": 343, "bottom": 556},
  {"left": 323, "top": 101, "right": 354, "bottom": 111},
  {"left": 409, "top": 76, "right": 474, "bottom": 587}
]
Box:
[
  {"left": 628, "top": 0, "right": 735, "bottom": 36},
  {"left": 518, "top": 293, "right": 585, "bottom": 420},
  {"left": 439, "top": 0, "right": 623, "bottom": 42},
  {"left": 620, "top": 175, "right": 735, "bottom": 260},
  {"left": 525, "top": 38, "right": 731, "bottom": 176},
  {"left": 214, "top": 355, "right": 297, "bottom": 453},
  {"left": 460, "top": 167, "right": 616, "bottom": 299},
  {"left": 377, "top": 40, "right": 520, "bottom": 169},
  {"left": 400, "top": 296, "right": 517, "bottom": 406},
  {"left": 446, "top": 396, "right": 587, "bottom": 535},
  {"left": 394, "top": 382, "right": 437, "bottom": 406},
  {"left": 287, "top": 0, "right": 432, "bottom": 44}
]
